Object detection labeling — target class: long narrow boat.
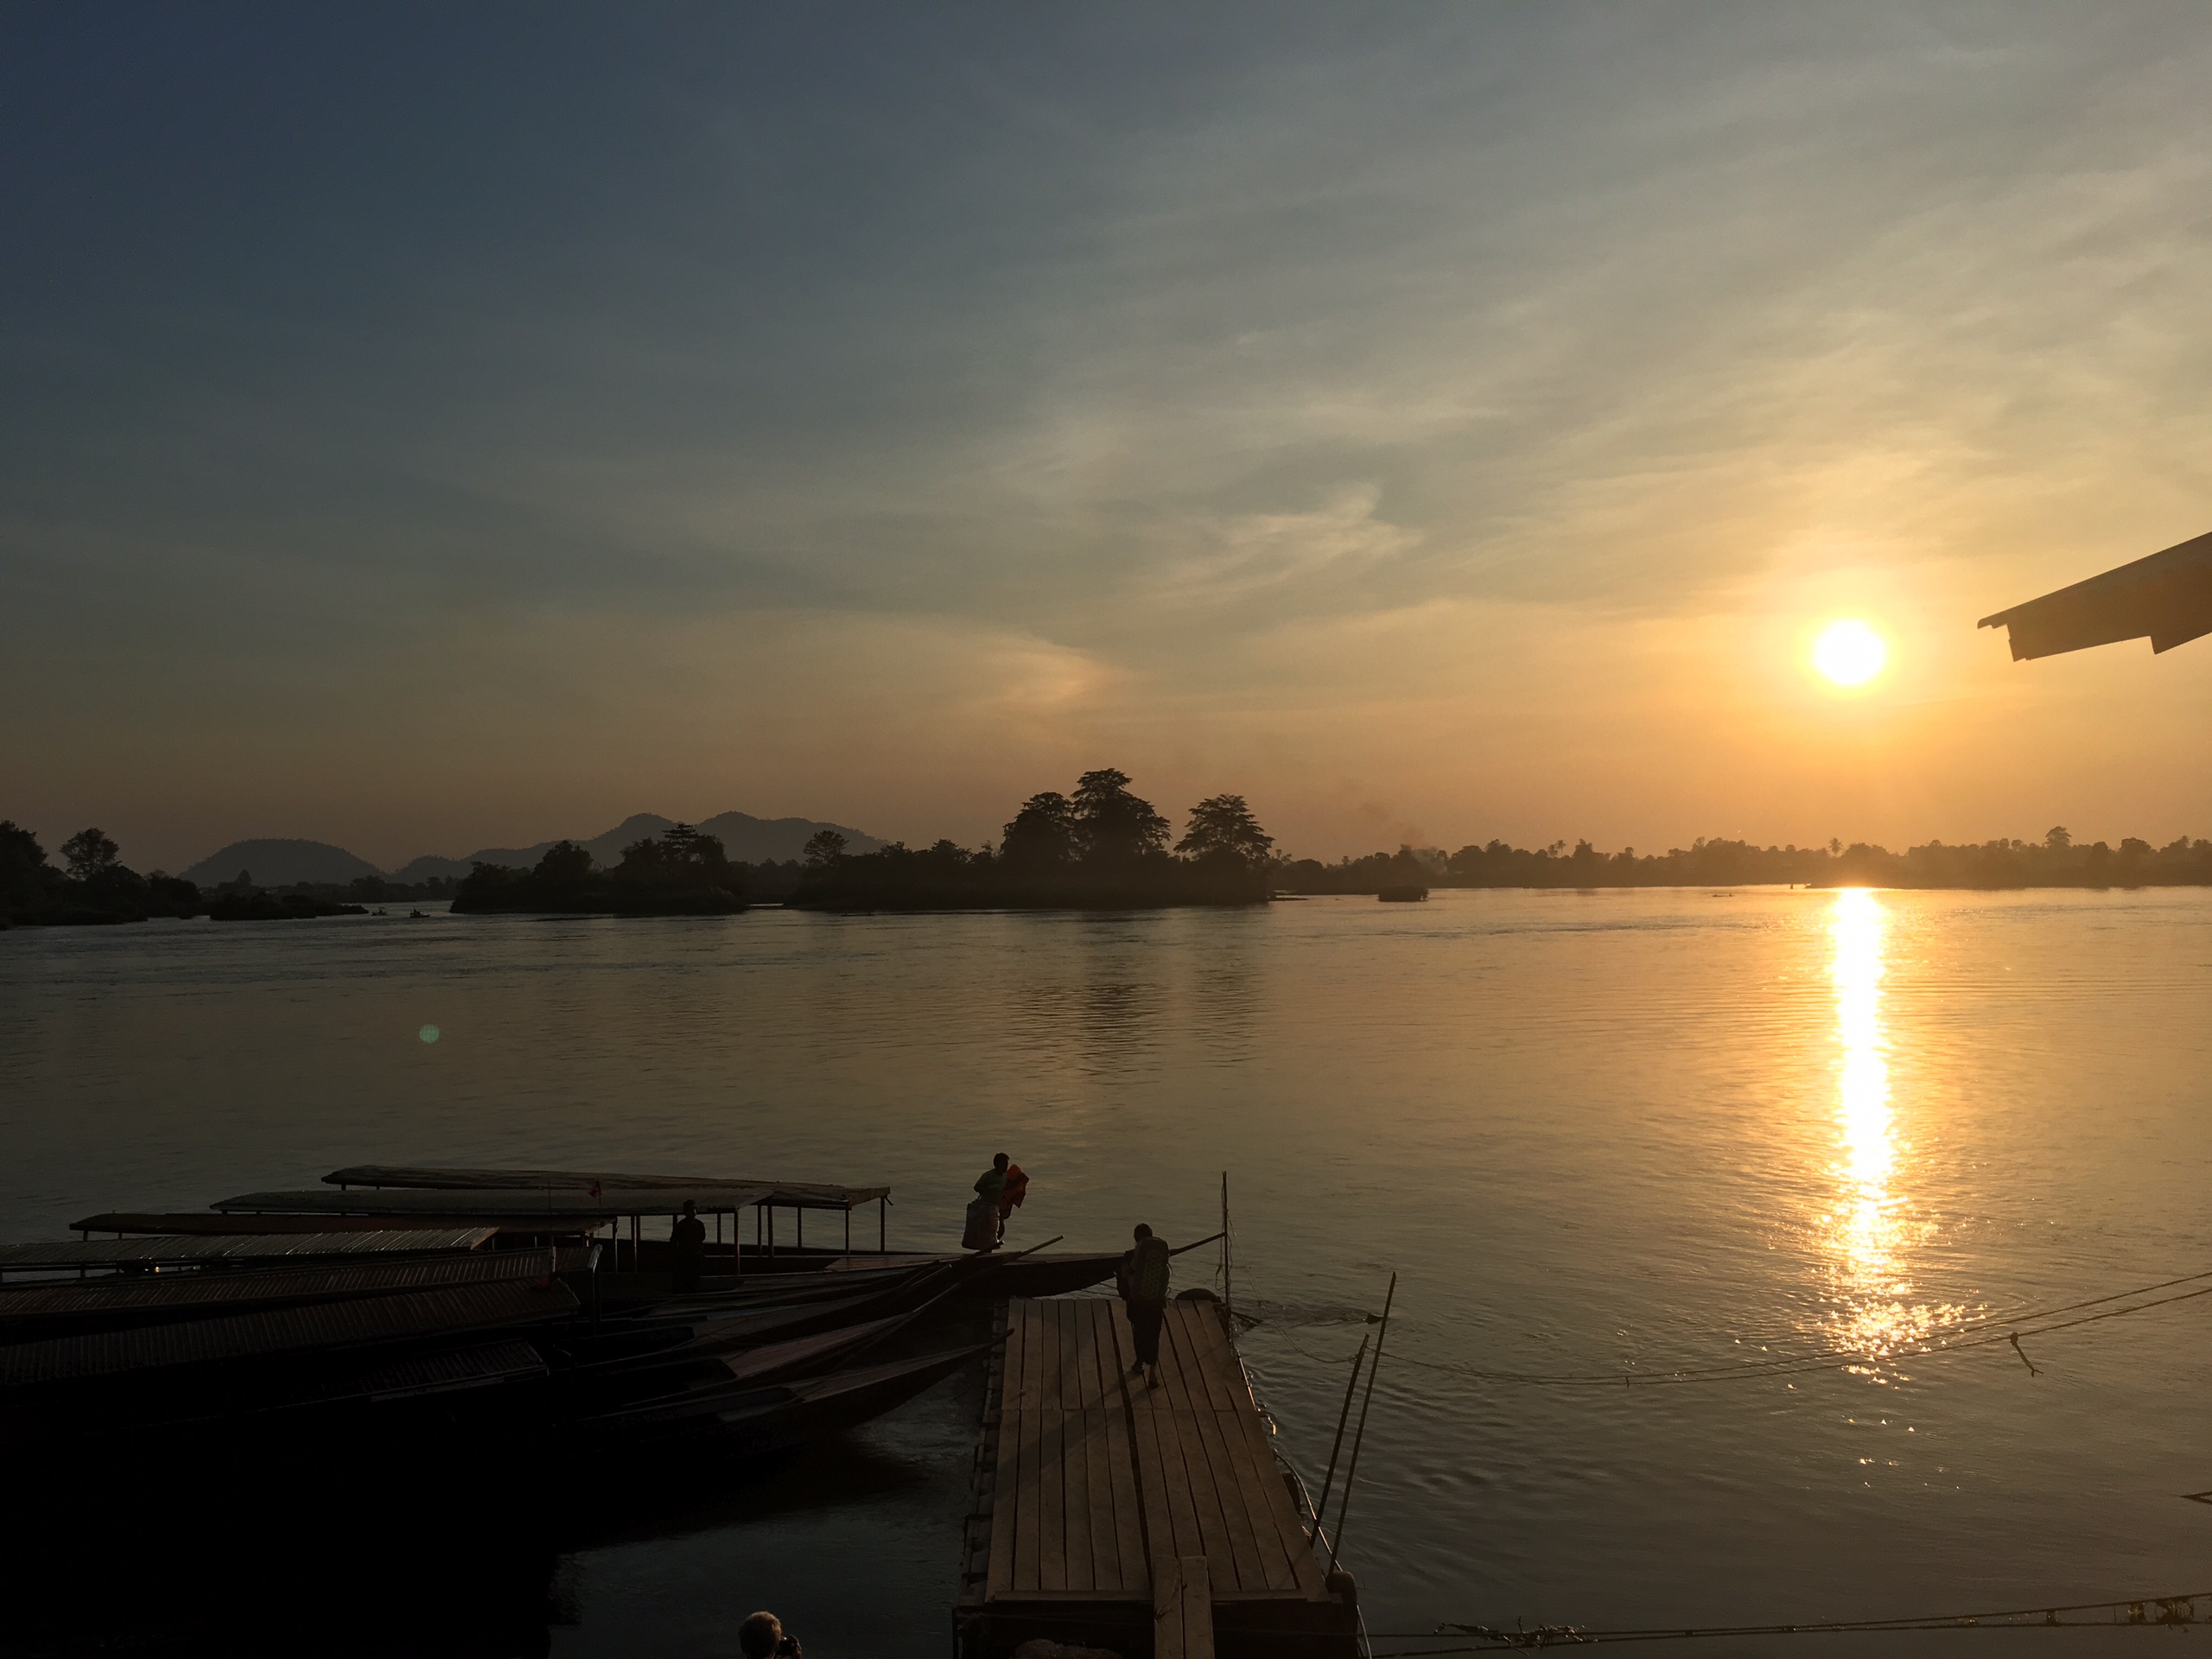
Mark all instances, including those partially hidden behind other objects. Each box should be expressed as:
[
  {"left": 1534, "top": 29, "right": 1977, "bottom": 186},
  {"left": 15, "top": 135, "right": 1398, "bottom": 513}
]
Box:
[
  {"left": 575, "top": 1344, "right": 984, "bottom": 1452},
  {"left": 0, "top": 1248, "right": 568, "bottom": 1342}
]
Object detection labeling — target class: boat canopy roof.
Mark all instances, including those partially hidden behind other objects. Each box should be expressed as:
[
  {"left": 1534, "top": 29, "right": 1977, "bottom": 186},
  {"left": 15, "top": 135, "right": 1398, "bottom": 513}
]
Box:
[
  {"left": 71, "top": 1211, "right": 593, "bottom": 1238},
  {"left": 1980, "top": 528, "right": 2212, "bottom": 660},
  {"left": 0, "top": 1247, "right": 557, "bottom": 1321},
  {"left": 322, "top": 1164, "right": 892, "bottom": 1211},
  {"left": 0, "top": 1229, "right": 494, "bottom": 1274},
  {"left": 214, "top": 1185, "right": 779, "bottom": 1221}
]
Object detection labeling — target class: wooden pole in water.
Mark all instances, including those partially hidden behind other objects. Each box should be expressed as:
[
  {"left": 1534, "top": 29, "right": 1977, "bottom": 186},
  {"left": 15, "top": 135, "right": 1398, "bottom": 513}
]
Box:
[
  {"left": 1307, "top": 1332, "right": 1369, "bottom": 1543},
  {"left": 1220, "top": 1171, "right": 1232, "bottom": 1322},
  {"left": 1329, "top": 1271, "right": 1395, "bottom": 1572},
  {"left": 880, "top": 1195, "right": 887, "bottom": 1254}
]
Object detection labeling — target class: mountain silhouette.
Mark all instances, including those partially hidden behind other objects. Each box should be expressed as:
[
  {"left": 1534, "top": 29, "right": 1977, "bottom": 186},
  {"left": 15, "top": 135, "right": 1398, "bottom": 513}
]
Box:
[
  {"left": 175, "top": 813, "right": 885, "bottom": 887},
  {"left": 178, "top": 839, "right": 385, "bottom": 887},
  {"left": 391, "top": 810, "right": 885, "bottom": 883}
]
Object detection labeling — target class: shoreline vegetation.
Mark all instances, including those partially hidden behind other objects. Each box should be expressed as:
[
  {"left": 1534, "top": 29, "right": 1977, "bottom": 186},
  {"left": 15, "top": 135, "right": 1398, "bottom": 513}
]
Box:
[
  {"left": 14, "top": 811, "right": 2212, "bottom": 930},
  {"left": 1280, "top": 826, "right": 2212, "bottom": 894},
  {"left": 449, "top": 770, "right": 1274, "bottom": 915},
  {"left": 1, "top": 822, "right": 452, "bottom": 928}
]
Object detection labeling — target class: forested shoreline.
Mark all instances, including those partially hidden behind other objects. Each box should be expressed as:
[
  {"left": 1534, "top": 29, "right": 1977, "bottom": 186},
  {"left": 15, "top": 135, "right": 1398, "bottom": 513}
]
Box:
[
  {"left": 1279, "top": 828, "right": 2212, "bottom": 893},
  {"left": 15, "top": 810, "right": 2212, "bottom": 931},
  {"left": 451, "top": 769, "right": 1274, "bottom": 914}
]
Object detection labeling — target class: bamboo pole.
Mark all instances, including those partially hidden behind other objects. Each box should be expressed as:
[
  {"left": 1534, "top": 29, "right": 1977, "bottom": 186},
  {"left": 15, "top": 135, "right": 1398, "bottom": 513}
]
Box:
[
  {"left": 1329, "top": 1272, "right": 1395, "bottom": 1571},
  {"left": 1307, "top": 1332, "right": 1370, "bottom": 1543}
]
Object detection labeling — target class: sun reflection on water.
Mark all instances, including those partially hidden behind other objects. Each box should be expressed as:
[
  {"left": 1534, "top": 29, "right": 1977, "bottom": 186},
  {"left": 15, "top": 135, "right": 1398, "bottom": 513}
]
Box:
[{"left": 1822, "top": 888, "right": 1948, "bottom": 1360}]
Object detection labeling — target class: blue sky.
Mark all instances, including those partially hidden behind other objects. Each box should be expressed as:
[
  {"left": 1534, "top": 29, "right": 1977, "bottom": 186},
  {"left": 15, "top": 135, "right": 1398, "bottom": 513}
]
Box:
[{"left": 7, "top": 4, "right": 2212, "bottom": 869}]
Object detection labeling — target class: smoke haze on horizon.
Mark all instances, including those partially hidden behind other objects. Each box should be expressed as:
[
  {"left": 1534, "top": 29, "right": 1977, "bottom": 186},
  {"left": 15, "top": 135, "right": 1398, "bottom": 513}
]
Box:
[{"left": 7, "top": 4, "right": 2212, "bottom": 874}]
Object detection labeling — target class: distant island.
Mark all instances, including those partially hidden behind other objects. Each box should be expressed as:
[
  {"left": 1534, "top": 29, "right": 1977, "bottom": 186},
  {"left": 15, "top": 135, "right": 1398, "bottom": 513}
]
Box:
[
  {"left": 448, "top": 771, "right": 1275, "bottom": 916},
  {"left": 385, "top": 810, "right": 885, "bottom": 885},
  {"left": 789, "top": 770, "right": 1274, "bottom": 912},
  {"left": 451, "top": 824, "right": 747, "bottom": 915}
]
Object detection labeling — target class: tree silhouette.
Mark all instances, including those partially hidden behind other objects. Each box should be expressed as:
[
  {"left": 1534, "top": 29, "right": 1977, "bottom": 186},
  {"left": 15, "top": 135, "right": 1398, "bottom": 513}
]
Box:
[
  {"left": 62, "top": 828, "right": 119, "bottom": 880},
  {"left": 1176, "top": 795, "right": 1274, "bottom": 867},
  {"left": 803, "top": 829, "right": 849, "bottom": 867},
  {"left": 533, "top": 841, "right": 593, "bottom": 885},
  {"left": 1071, "top": 769, "right": 1168, "bottom": 861},
  {"left": 1001, "top": 791, "right": 1078, "bottom": 867}
]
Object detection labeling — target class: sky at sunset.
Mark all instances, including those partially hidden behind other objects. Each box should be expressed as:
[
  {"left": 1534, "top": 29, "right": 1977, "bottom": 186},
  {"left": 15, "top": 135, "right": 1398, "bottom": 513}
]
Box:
[{"left": 7, "top": 4, "right": 2212, "bottom": 873}]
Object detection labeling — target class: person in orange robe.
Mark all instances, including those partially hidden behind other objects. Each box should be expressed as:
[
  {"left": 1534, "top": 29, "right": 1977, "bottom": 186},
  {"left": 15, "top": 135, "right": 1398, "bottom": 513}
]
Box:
[{"left": 996, "top": 1161, "right": 1029, "bottom": 1243}]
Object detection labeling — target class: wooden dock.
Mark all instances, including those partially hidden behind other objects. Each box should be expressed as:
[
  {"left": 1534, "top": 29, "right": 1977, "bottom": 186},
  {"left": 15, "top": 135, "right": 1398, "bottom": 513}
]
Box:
[{"left": 958, "top": 1296, "right": 1358, "bottom": 1659}]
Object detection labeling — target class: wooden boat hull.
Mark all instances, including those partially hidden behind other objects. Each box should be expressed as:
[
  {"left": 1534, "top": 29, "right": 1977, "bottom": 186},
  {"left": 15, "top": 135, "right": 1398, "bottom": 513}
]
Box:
[{"left": 578, "top": 1344, "right": 985, "bottom": 1453}]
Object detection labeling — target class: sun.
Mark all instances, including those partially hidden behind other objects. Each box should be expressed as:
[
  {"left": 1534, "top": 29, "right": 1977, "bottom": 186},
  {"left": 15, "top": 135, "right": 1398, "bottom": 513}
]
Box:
[{"left": 1813, "top": 619, "right": 1888, "bottom": 687}]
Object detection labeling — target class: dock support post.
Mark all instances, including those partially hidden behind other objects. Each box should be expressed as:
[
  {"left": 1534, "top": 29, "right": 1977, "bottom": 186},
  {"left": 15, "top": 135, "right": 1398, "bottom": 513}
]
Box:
[
  {"left": 1221, "top": 1171, "right": 1232, "bottom": 1323},
  {"left": 844, "top": 1207, "right": 851, "bottom": 1255},
  {"left": 880, "top": 1196, "right": 887, "bottom": 1254}
]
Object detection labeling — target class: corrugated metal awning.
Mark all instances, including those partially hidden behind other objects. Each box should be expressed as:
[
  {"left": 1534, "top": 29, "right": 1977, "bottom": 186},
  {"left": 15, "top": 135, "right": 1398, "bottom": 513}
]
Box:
[
  {"left": 213, "top": 1185, "right": 772, "bottom": 1219},
  {"left": 0, "top": 1229, "right": 495, "bottom": 1274},
  {"left": 323, "top": 1164, "right": 893, "bottom": 1209},
  {"left": 71, "top": 1211, "right": 601, "bottom": 1237},
  {"left": 1980, "top": 528, "right": 2212, "bottom": 660},
  {"left": 0, "top": 1247, "right": 558, "bottom": 1322}
]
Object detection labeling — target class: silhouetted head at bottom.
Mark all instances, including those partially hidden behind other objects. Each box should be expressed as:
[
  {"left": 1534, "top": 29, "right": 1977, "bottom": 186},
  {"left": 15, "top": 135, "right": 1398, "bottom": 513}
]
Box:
[
  {"left": 1133, "top": 1223, "right": 1153, "bottom": 1242},
  {"left": 739, "top": 1611, "right": 798, "bottom": 1658}
]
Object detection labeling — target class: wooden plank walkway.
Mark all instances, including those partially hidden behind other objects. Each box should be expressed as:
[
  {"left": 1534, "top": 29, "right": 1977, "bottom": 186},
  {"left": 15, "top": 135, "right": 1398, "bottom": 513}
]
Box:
[{"left": 958, "top": 1296, "right": 1356, "bottom": 1659}]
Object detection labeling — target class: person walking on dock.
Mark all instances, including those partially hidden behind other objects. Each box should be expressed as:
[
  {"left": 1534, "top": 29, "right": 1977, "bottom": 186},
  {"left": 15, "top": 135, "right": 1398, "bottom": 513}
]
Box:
[
  {"left": 1119, "top": 1223, "right": 1171, "bottom": 1388},
  {"left": 670, "top": 1199, "right": 708, "bottom": 1293},
  {"left": 963, "top": 1153, "right": 1013, "bottom": 1252}
]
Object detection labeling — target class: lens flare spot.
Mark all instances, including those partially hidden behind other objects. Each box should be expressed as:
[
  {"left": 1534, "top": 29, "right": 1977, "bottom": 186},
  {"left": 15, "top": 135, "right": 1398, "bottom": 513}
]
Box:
[
  {"left": 1814, "top": 620, "right": 1888, "bottom": 687},
  {"left": 418, "top": 1024, "right": 441, "bottom": 1045}
]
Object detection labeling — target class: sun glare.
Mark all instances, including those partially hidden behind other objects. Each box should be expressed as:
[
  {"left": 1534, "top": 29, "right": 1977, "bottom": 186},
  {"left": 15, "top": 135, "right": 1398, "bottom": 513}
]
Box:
[{"left": 1813, "top": 620, "right": 1887, "bottom": 687}]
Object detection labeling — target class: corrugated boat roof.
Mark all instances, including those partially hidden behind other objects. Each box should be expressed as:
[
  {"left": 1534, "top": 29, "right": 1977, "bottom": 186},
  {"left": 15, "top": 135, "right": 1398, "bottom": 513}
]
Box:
[
  {"left": 0, "top": 1247, "right": 557, "bottom": 1322},
  {"left": 1980, "top": 528, "right": 2212, "bottom": 660},
  {"left": 72, "top": 1211, "right": 602, "bottom": 1237},
  {"left": 323, "top": 1165, "right": 892, "bottom": 1209},
  {"left": 215, "top": 1185, "right": 775, "bottom": 1219},
  {"left": 0, "top": 1278, "right": 576, "bottom": 1386},
  {"left": 0, "top": 1229, "right": 495, "bottom": 1274}
]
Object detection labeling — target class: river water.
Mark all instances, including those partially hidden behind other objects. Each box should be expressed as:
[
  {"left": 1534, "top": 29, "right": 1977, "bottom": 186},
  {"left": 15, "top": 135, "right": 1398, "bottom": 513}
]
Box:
[{"left": 5, "top": 887, "right": 2212, "bottom": 1656}]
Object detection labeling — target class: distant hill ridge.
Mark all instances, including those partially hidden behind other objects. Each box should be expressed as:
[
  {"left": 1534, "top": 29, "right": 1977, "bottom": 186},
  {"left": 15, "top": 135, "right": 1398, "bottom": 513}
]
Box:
[
  {"left": 182, "top": 812, "right": 886, "bottom": 887},
  {"left": 177, "top": 838, "right": 385, "bottom": 887}
]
